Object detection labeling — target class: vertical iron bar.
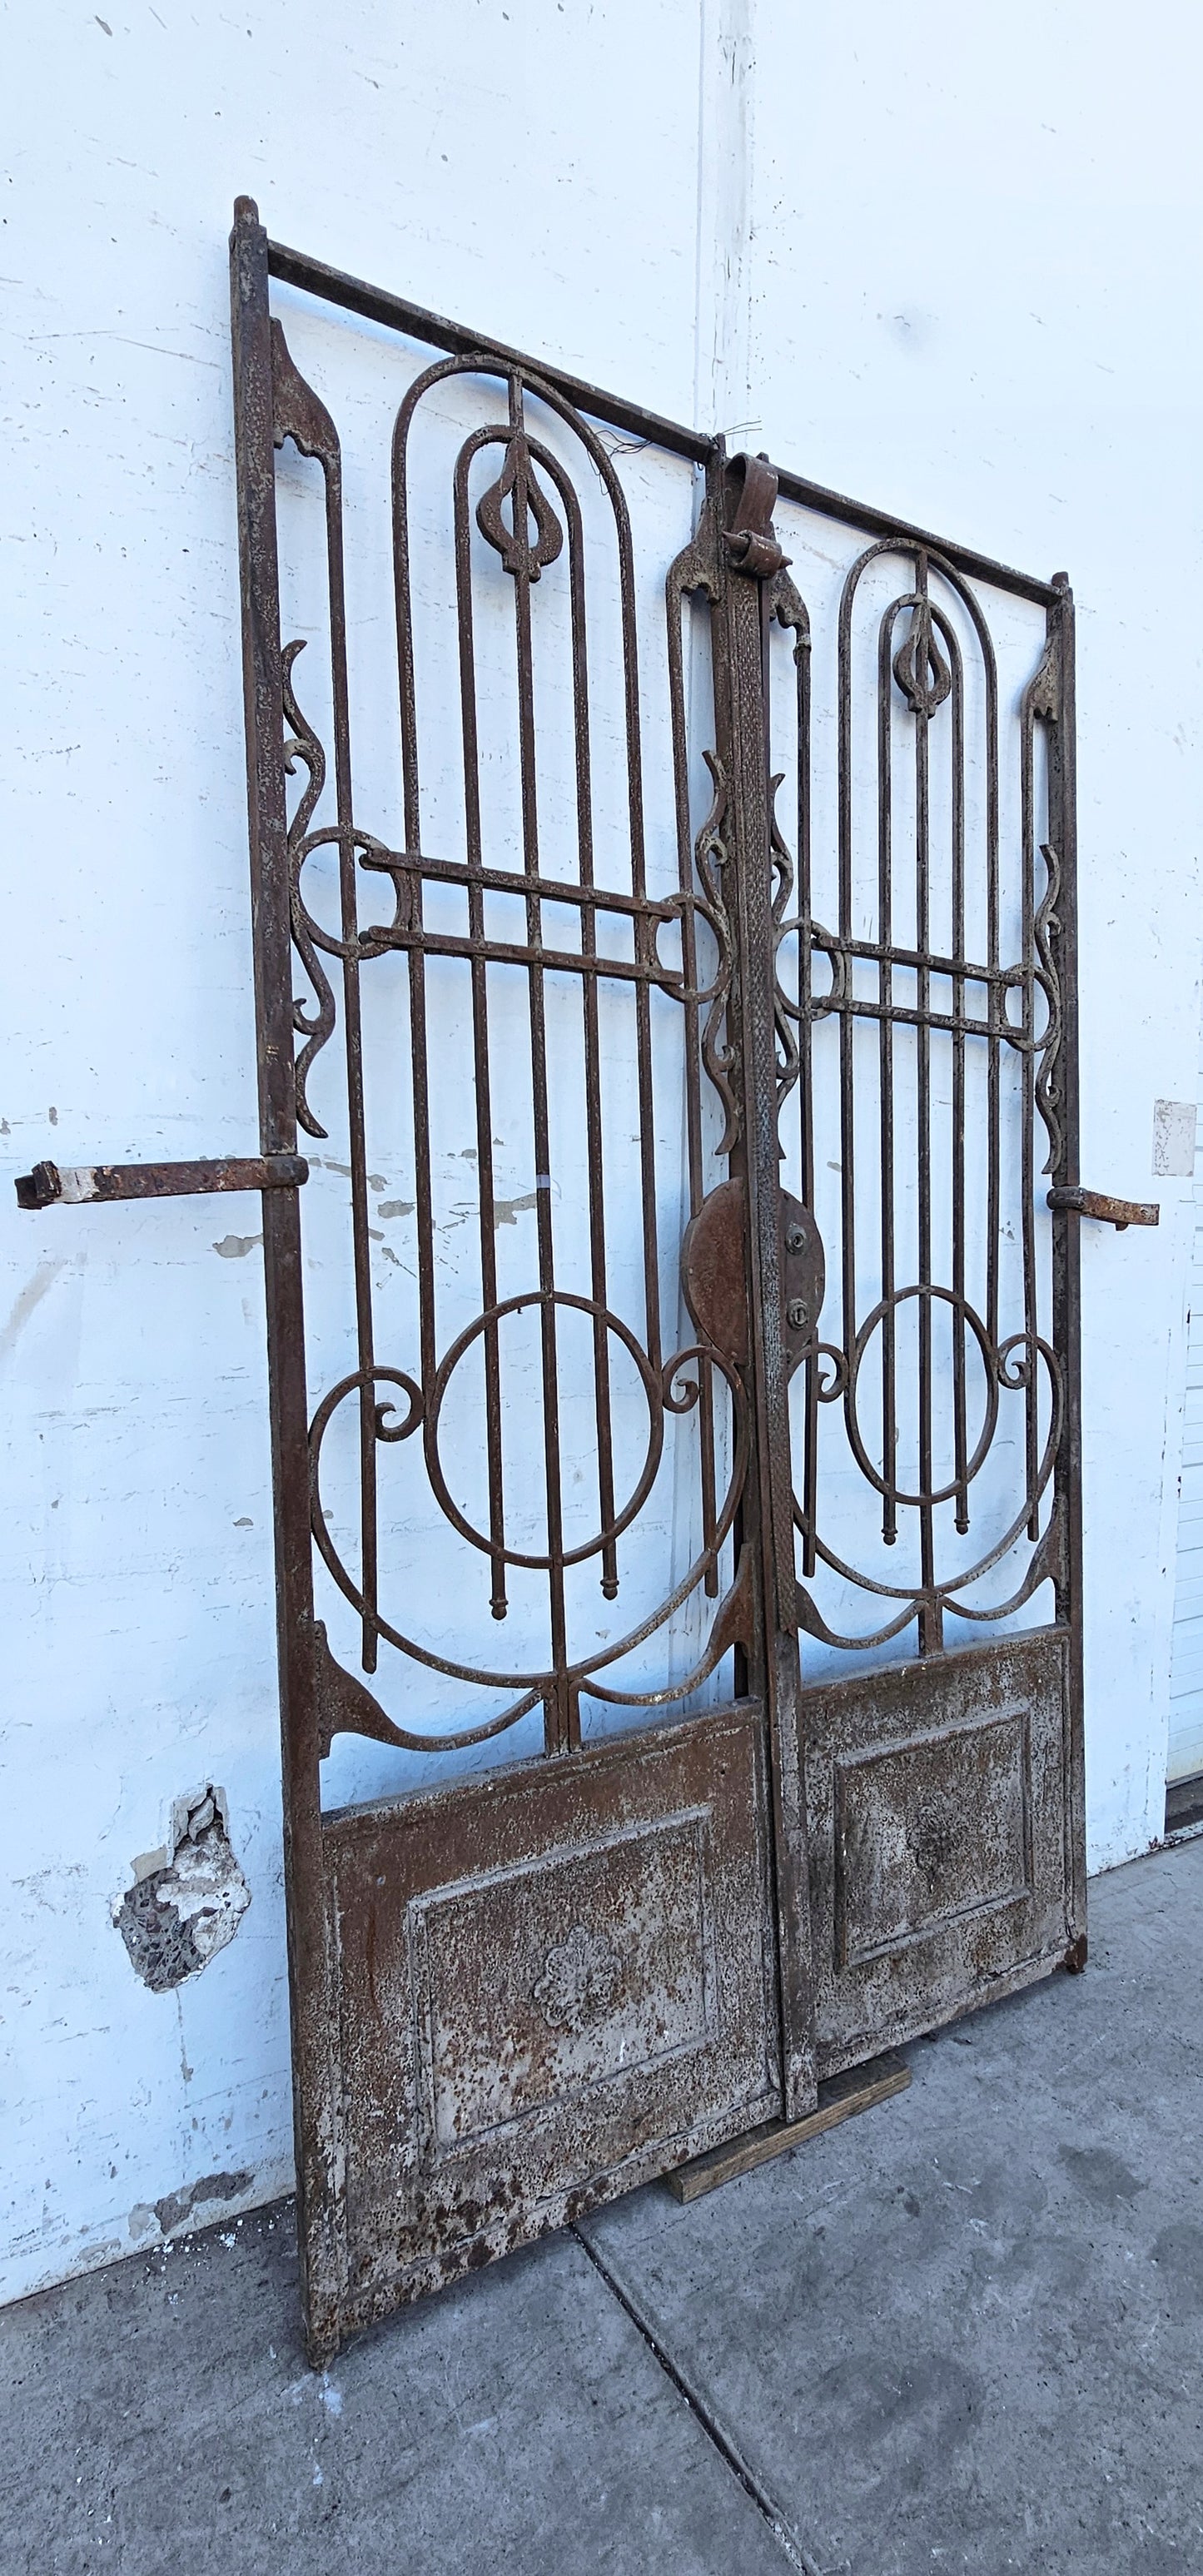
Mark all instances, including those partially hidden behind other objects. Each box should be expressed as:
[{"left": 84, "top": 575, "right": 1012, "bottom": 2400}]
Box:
[
  {"left": 667, "top": 542, "right": 720, "bottom": 1594},
  {"left": 229, "top": 197, "right": 342, "bottom": 2365},
  {"left": 619, "top": 540, "right": 661, "bottom": 1386},
  {"left": 390, "top": 404, "right": 439, "bottom": 1438},
  {"left": 452, "top": 444, "right": 509, "bottom": 1617},
  {"left": 947, "top": 623, "right": 968, "bottom": 1534},
  {"left": 555, "top": 467, "right": 620, "bottom": 1604},
  {"left": 1019, "top": 649, "right": 1040, "bottom": 1539},
  {"left": 1047, "top": 578, "right": 1086, "bottom": 1958},
  {"left": 509, "top": 380, "right": 574, "bottom": 1752},
  {"left": 321, "top": 458, "right": 380, "bottom": 1670},
  {"left": 986, "top": 650, "right": 1001, "bottom": 1355},
  {"left": 795, "top": 607, "right": 819, "bottom": 1580},
  {"left": 877, "top": 603, "right": 897, "bottom": 1546},
  {"left": 913, "top": 555, "right": 938, "bottom": 1649},
  {"left": 836, "top": 573, "right": 858, "bottom": 1480}
]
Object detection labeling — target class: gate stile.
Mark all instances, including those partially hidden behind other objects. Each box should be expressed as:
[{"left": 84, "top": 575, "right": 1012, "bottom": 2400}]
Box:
[{"left": 17, "top": 199, "right": 1157, "bottom": 2362}]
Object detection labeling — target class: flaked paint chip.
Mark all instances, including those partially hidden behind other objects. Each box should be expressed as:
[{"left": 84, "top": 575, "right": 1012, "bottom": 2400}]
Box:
[
  {"left": 147, "top": 2169, "right": 253, "bottom": 2238},
  {"left": 213, "top": 1231, "right": 263, "bottom": 1259},
  {"left": 114, "top": 1788, "right": 251, "bottom": 1992}
]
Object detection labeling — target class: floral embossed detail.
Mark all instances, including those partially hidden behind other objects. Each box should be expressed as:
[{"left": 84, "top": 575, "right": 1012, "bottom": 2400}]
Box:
[
  {"left": 531, "top": 1924, "right": 623, "bottom": 2035},
  {"left": 911, "top": 1786, "right": 958, "bottom": 1893}
]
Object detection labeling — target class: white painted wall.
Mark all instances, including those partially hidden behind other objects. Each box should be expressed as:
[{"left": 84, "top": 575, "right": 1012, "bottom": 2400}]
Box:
[
  {"left": 2, "top": 0, "right": 1201, "bottom": 2302},
  {"left": 1167, "top": 1021, "right": 1203, "bottom": 1783}
]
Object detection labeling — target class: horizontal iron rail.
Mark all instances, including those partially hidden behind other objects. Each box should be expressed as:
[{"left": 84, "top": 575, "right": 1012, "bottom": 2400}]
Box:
[
  {"left": 370, "top": 848, "right": 688, "bottom": 923},
  {"left": 1046, "top": 1186, "right": 1159, "bottom": 1230},
  {"left": 15, "top": 1154, "right": 309, "bottom": 1210},
  {"left": 771, "top": 465, "right": 1061, "bottom": 609},
  {"left": 812, "top": 929, "right": 1033, "bottom": 987},
  {"left": 264, "top": 228, "right": 1056, "bottom": 609},
  {"left": 266, "top": 234, "right": 713, "bottom": 465},
  {"left": 362, "top": 927, "right": 682, "bottom": 990}
]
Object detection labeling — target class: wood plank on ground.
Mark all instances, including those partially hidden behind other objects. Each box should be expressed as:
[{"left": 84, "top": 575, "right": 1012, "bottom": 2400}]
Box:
[{"left": 665, "top": 2051, "right": 912, "bottom": 2204}]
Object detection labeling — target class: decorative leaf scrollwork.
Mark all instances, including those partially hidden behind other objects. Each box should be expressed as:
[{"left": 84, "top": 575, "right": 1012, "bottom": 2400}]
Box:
[
  {"left": 998, "top": 839, "right": 1063, "bottom": 1179},
  {"left": 693, "top": 751, "right": 740, "bottom": 1155},
  {"left": 281, "top": 639, "right": 336, "bottom": 1141},
  {"left": 768, "top": 769, "right": 802, "bottom": 1111},
  {"left": 1032, "top": 841, "right": 1063, "bottom": 1176}
]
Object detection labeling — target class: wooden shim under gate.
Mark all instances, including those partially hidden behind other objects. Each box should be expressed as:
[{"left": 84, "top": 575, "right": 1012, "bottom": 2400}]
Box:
[{"left": 666, "top": 2050, "right": 911, "bottom": 2203}]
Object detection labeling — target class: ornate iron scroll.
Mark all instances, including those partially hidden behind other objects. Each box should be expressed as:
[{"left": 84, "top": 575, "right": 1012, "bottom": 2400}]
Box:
[
  {"left": 773, "top": 539, "right": 1068, "bottom": 1654},
  {"left": 271, "top": 325, "right": 749, "bottom": 1761}
]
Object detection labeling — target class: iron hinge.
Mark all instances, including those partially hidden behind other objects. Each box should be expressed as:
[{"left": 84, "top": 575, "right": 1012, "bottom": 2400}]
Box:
[
  {"left": 1046, "top": 1185, "right": 1159, "bottom": 1231},
  {"left": 14, "top": 1152, "right": 309, "bottom": 1211}
]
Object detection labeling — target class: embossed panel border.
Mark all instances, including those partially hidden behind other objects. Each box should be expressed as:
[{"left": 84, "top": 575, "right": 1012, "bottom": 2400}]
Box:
[{"left": 803, "top": 1629, "right": 1072, "bottom": 2077}]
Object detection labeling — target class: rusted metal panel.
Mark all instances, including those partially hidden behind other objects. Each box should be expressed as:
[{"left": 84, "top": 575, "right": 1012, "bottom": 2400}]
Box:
[
  {"left": 803, "top": 1631, "right": 1073, "bottom": 2076},
  {"left": 323, "top": 1705, "right": 778, "bottom": 2330}
]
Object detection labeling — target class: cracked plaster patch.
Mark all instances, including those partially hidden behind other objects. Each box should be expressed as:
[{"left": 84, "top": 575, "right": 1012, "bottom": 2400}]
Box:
[{"left": 113, "top": 1787, "right": 251, "bottom": 1992}]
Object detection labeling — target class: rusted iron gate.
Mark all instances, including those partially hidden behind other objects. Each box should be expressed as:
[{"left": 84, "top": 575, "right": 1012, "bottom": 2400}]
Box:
[{"left": 18, "top": 200, "right": 1157, "bottom": 2362}]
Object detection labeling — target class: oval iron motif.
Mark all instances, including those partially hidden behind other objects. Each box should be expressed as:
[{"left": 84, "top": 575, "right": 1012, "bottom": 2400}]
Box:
[{"left": 681, "top": 1177, "right": 749, "bottom": 1365}]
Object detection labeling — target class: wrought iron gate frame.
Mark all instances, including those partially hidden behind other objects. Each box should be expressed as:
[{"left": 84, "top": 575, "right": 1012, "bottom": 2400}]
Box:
[
  {"left": 228, "top": 192, "right": 1098, "bottom": 2355},
  {"left": 20, "top": 196, "right": 1160, "bottom": 2361}
]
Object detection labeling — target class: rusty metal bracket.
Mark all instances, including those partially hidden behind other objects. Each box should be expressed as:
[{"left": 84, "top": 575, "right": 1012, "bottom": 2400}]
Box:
[
  {"left": 14, "top": 1153, "right": 309, "bottom": 1211},
  {"left": 722, "top": 451, "right": 790, "bottom": 581},
  {"left": 1046, "top": 1186, "right": 1159, "bottom": 1232}
]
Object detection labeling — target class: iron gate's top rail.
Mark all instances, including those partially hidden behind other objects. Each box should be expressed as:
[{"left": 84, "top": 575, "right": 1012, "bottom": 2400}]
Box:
[{"left": 263, "top": 231, "right": 1061, "bottom": 613}]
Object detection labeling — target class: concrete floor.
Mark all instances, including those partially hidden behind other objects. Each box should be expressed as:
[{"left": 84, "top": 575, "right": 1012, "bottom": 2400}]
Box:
[{"left": 7, "top": 1838, "right": 1202, "bottom": 2576}]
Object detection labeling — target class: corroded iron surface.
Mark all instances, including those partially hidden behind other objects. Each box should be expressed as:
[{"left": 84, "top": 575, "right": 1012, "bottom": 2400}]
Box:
[
  {"left": 324, "top": 1706, "right": 778, "bottom": 2329},
  {"left": 803, "top": 1631, "right": 1075, "bottom": 2076}
]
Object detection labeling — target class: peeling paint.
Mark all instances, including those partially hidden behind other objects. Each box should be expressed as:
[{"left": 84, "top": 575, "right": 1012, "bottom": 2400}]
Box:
[
  {"left": 493, "top": 1189, "right": 544, "bottom": 1228},
  {"left": 152, "top": 2167, "right": 253, "bottom": 2235},
  {"left": 212, "top": 1231, "right": 262, "bottom": 1259}
]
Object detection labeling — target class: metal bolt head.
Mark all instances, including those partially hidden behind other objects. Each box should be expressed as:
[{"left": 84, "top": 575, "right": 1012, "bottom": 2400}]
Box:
[
  {"left": 786, "top": 1222, "right": 807, "bottom": 1254},
  {"left": 786, "top": 1296, "right": 808, "bottom": 1330}
]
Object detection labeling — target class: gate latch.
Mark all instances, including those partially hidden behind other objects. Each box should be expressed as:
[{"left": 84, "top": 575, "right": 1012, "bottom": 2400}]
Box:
[
  {"left": 1046, "top": 1186, "right": 1159, "bottom": 1233},
  {"left": 15, "top": 1153, "right": 308, "bottom": 1210}
]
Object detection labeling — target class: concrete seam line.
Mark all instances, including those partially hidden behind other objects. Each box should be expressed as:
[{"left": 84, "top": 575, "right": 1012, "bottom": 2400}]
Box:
[{"left": 570, "top": 2221, "right": 827, "bottom": 2576}]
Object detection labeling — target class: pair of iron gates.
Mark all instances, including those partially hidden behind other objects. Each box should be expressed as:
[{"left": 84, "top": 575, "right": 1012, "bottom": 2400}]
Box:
[{"left": 20, "top": 201, "right": 1157, "bottom": 2360}]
